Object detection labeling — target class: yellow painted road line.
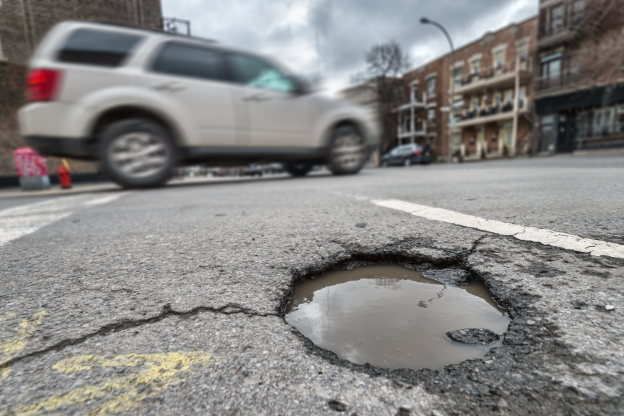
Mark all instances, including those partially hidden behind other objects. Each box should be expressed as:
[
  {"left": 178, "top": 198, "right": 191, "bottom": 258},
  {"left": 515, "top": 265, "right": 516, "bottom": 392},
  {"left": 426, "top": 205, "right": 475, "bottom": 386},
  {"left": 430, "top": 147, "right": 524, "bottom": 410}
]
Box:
[
  {"left": 0, "top": 311, "right": 46, "bottom": 387},
  {"left": 7, "top": 351, "right": 215, "bottom": 416}
]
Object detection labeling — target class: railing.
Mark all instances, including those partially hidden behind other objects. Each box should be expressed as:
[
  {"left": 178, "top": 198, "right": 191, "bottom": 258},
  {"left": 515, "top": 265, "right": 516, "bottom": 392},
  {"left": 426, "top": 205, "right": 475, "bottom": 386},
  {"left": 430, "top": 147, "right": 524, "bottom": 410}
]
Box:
[
  {"left": 459, "top": 103, "right": 514, "bottom": 121},
  {"left": 539, "top": 17, "right": 582, "bottom": 39},
  {"left": 457, "top": 61, "right": 519, "bottom": 86},
  {"left": 398, "top": 121, "right": 426, "bottom": 136},
  {"left": 535, "top": 71, "right": 580, "bottom": 91}
]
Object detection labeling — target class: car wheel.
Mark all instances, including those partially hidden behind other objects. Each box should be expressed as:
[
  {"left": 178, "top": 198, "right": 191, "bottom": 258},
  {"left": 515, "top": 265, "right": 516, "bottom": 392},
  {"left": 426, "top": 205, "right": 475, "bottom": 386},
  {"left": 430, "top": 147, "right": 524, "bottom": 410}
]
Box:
[
  {"left": 99, "top": 119, "right": 176, "bottom": 188},
  {"left": 327, "top": 125, "right": 367, "bottom": 175},
  {"left": 284, "top": 162, "right": 313, "bottom": 177},
  {"left": 404, "top": 158, "right": 412, "bottom": 167}
]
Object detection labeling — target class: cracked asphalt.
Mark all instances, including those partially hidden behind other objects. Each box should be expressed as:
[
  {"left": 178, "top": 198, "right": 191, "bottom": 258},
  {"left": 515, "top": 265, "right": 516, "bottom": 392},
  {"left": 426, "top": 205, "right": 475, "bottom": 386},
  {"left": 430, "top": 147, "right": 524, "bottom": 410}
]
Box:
[{"left": 1, "top": 155, "right": 623, "bottom": 415}]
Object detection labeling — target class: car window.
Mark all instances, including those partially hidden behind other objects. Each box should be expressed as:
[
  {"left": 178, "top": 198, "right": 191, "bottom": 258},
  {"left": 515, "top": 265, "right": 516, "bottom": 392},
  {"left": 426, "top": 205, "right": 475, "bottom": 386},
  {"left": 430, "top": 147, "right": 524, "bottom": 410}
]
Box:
[
  {"left": 57, "top": 28, "right": 143, "bottom": 67},
  {"left": 151, "top": 42, "right": 225, "bottom": 81},
  {"left": 227, "top": 54, "right": 295, "bottom": 93}
]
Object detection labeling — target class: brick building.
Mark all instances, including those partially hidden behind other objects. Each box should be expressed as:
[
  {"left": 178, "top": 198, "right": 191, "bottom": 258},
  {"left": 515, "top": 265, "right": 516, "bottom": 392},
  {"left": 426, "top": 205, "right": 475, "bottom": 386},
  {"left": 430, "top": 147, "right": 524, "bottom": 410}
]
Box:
[
  {"left": 0, "top": 0, "right": 163, "bottom": 176},
  {"left": 398, "top": 16, "right": 538, "bottom": 161},
  {"left": 534, "top": 0, "right": 624, "bottom": 154}
]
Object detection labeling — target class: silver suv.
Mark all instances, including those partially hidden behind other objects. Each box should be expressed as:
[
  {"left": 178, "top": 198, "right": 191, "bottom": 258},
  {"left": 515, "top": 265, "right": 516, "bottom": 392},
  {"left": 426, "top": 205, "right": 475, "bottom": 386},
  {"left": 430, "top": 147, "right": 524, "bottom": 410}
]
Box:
[{"left": 19, "top": 22, "right": 379, "bottom": 188}]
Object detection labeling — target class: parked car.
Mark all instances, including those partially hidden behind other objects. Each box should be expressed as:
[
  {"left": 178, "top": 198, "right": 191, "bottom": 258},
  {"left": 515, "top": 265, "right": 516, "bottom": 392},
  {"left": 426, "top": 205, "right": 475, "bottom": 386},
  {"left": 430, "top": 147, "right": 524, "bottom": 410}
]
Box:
[
  {"left": 380, "top": 144, "right": 433, "bottom": 167},
  {"left": 241, "top": 164, "right": 263, "bottom": 177},
  {"left": 263, "top": 163, "right": 284, "bottom": 175},
  {"left": 19, "top": 22, "right": 380, "bottom": 188}
]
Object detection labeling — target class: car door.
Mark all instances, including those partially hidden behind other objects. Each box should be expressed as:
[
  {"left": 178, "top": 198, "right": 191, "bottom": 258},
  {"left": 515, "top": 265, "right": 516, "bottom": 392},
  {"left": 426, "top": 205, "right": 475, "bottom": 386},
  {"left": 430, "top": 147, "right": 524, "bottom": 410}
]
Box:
[
  {"left": 389, "top": 148, "right": 404, "bottom": 164},
  {"left": 226, "top": 53, "right": 312, "bottom": 148},
  {"left": 143, "top": 41, "right": 237, "bottom": 147}
]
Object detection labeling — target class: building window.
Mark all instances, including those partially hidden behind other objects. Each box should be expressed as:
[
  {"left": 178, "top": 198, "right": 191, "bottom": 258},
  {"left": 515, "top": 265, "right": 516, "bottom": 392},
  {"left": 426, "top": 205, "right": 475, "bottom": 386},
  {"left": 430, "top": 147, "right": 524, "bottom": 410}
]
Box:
[
  {"left": 493, "top": 92, "right": 502, "bottom": 106},
  {"left": 427, "top": 77, "right": 436, "bottom": 96},
  {"left": 541, "top": 53, "right": 562, "bottom": 87},
  {"left": 452, "top": 99, "right": 463, "bottom": 116},
  {"left": 453, "top": 67, "right": 462, "bottom": 87},
  {"left": 519, "top": 86, "right": 526, "bottom": 110},
  {"left": 572, "top": 0, "right": 585, "bottom": 25},
  {"left": 517, "top": 42, "right": 529, "bottom": 70},
  {"left": 470, "top": 59, "right": 480, "bottom": 75},
  {"left": 493, "top": 50, "right": 505, "bottom": 71},
  {"left": 470, "top": 97, "right": 480, "bottom": 111},
  {"left": 504, "top": 89, "right": 514, "bottom": 105},
  {"left": 550, "top": 5, "right": 565, "bottom": 32},
  {"left": 427, "top": 108, "right": 436, "bottom": 124},
  {"left": 410, "top": 83, "right": 419, "bottom": 102}
]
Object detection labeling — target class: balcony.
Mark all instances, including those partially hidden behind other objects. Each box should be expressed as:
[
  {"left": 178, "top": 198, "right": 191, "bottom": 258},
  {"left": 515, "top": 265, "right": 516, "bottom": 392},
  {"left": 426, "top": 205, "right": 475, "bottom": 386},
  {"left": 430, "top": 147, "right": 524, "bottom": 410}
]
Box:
[
  {"left": 538, "top": 15, "right": 581, "bottom": 49},
  {"left": 454, "top": 62, "right": 529, "bottom": 95},
  {"left": 535, "top": 71, "right": 580, "bottom": 97},
  {"left": 454, "top": 104, "right": 515, "bottom": 128},
  {"left": 397, "top": 121, "right": 427, "bottom": 139}
]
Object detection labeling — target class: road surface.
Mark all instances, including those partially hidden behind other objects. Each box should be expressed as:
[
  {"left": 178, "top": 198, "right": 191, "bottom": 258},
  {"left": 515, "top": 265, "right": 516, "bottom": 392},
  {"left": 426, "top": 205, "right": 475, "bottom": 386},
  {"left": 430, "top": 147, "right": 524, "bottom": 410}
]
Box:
[{"left": 1, "top": 156, "right": 623, "bottom": 415}]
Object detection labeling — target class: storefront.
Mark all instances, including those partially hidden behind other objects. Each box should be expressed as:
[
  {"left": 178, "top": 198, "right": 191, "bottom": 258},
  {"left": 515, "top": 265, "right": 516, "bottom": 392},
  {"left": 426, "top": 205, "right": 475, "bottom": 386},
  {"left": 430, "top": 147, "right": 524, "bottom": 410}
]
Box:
[{"left": 535, "top": 84, "right": 624, "bottom": 153}]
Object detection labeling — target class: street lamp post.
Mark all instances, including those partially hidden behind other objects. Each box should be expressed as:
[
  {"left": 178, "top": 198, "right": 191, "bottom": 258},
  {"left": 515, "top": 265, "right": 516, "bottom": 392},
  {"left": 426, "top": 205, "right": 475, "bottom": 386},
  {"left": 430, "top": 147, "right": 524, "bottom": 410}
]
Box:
[{"left": 420, "top": 17, "right": 455, "bottom": 164}]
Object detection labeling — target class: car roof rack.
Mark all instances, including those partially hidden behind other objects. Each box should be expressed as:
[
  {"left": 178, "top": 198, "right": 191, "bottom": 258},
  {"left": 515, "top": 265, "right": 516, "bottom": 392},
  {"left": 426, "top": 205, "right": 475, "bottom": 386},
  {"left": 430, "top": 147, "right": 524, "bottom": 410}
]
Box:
[{"left": 87, "top": 21, "right": 217, "bottom": 44}]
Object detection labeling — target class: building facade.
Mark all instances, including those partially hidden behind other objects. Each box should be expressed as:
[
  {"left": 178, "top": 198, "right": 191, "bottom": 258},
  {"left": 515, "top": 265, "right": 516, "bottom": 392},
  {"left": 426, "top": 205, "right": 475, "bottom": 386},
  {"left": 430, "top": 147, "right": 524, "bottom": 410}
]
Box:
[
  {"left": 0, "top": 0, "right": 163, "bottom": 176},
  {"left": 534, "top": 0, "right": 624, "bottom": 154},
  {"left": 399, "top": 16, "right": 538, "bottom": 161}
]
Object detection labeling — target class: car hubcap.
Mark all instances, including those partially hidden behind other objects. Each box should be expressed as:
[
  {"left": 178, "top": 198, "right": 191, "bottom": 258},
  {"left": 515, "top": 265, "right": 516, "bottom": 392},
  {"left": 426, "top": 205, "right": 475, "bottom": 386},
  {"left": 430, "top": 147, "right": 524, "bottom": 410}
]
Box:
[
  {"left": 332, "top": 131, "right": 365, "bottom": 169},
  {"left": 109, "top": 132, "right": 169, "bottom": 178}
]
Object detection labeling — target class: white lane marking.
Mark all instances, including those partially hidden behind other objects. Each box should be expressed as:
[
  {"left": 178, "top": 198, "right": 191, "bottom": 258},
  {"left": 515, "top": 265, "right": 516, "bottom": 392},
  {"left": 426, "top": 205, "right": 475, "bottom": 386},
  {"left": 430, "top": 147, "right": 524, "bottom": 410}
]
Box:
[
  {"left": 369, "top": 198, "right": 624, "bottom": 260},
  {"left": 0, "top": 193, "right": 128, "bottom": 247}
]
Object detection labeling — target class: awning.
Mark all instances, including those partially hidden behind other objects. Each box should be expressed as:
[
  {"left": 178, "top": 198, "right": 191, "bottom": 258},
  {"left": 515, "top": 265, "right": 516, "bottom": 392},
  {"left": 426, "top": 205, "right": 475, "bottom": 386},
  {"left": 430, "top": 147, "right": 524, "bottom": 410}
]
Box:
[{"left": 535, "top": 83, "right": 624, "bottom": 114}]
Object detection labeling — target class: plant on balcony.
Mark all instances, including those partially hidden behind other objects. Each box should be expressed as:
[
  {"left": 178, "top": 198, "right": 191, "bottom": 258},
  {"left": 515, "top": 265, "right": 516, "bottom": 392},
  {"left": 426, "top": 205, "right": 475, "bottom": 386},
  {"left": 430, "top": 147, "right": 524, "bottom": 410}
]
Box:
[{"left": 479, "top": 108, "right": 489, "bottom": 117}]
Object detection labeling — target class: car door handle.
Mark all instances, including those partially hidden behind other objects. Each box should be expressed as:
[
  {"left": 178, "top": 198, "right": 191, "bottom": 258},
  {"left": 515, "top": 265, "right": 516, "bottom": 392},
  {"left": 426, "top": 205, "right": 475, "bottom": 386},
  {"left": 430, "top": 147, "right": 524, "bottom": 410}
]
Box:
[
  {"left": 150, "top": 81, "right": 186, "bottom": 91},
  {"left": 243, "top": 94, "right": 270, "bottom": 102}
]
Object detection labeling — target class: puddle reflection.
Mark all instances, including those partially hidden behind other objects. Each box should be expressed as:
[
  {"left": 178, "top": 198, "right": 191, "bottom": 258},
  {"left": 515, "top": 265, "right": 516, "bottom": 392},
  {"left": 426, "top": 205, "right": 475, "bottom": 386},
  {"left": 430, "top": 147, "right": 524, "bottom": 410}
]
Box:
[{"left": 285, "top": 265, "right": 510, "bottom": 371}]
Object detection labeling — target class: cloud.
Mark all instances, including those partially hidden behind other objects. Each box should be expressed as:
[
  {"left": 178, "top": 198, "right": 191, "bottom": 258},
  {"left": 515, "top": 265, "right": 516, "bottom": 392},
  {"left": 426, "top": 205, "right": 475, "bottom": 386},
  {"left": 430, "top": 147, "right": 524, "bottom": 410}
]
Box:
[{"left": 161, "top": 0, "right": 538, "bottom": 93}]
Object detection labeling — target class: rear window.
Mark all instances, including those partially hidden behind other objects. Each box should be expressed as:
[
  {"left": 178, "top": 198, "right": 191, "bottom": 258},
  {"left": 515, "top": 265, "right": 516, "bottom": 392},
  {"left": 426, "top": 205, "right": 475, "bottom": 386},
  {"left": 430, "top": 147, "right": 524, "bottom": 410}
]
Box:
[
  {"left": 151, "top": 42, "right": 225, "bottom": 81},
  {"left": 57, "top": 28, "right": 143, "bottom": 67}
]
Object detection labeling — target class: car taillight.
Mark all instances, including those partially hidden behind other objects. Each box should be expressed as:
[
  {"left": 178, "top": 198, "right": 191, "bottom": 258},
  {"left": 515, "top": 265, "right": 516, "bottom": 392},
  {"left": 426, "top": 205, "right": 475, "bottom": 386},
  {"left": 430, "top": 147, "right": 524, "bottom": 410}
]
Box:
[
  {"left": 27, "top": 69, "right": 62, "bottom": 102},
  {"left": 413, "top": 150, "right": 423, "bottom": 155}
]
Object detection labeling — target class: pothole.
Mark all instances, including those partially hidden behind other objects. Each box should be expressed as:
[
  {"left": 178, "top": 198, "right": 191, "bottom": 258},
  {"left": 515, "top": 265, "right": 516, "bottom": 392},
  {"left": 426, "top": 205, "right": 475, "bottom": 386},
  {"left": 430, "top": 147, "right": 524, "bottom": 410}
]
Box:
[{"left": 286, "top": 264, "right": 510, "bottom": 371}]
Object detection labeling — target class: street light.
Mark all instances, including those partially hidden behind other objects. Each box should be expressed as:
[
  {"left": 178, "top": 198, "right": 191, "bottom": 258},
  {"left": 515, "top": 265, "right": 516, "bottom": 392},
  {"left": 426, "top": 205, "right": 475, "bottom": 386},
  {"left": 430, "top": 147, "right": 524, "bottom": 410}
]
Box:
[{"left": 421, "top": 17, "right": 455, "bottom": 164}]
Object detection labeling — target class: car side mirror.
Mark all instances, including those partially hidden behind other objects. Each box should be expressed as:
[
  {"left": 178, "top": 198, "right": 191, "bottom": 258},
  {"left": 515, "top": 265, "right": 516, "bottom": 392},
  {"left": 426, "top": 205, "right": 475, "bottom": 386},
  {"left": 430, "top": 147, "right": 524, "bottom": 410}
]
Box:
[{"left": 290, "top": 75, "right": 310, "bottom": 95}]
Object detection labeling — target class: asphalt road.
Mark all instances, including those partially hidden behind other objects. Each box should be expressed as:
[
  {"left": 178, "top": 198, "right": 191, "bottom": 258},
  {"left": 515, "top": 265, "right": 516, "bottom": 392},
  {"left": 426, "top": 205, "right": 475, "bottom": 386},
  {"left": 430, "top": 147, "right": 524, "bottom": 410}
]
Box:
[{"left": 1, "top": 155, "right": 623, "bottom": 415}]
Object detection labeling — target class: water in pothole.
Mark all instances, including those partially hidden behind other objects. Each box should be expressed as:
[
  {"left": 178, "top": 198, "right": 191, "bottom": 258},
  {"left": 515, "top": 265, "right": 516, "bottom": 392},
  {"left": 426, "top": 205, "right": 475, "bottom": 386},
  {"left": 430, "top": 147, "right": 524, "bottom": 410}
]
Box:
[{"left": 285, "top": 265, "right": 510, "bottom": 371}]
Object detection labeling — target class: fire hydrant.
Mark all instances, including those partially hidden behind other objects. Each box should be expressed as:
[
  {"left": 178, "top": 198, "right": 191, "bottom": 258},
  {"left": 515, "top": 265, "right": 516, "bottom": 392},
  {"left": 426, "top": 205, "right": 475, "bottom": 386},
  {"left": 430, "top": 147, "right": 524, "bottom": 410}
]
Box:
[{"left": 56, "top": 160, "right": 72, "bottom": 189}]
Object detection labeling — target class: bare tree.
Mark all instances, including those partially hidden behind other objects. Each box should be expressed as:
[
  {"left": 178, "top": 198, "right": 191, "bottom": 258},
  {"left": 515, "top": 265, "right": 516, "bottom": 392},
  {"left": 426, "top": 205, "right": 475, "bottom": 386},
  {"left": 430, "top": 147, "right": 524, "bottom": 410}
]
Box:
[
  {"left": 351, "top": 40, "right": 411, "bottom": 153},
  {"left": 573, "top": 0, "right": 624, "bottom": 86}
]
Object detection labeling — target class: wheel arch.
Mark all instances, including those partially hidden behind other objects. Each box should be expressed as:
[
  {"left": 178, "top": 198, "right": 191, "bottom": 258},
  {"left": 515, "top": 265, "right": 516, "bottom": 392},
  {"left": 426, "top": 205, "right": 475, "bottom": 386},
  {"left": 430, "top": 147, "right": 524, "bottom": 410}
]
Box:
[
  {"left": 321, "top": 118, "right": 366, "bottom": 149},
  {"left": 89, "top": 106, "right": 185, "bottom": 148}
]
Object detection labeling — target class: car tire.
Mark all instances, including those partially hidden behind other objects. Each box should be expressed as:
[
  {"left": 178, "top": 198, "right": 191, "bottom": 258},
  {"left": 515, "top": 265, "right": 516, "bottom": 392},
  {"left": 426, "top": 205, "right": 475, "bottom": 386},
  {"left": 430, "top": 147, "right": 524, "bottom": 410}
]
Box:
[
  {"left": 404, "top": 158, "right": 412, "bottom": 167},
  {"left": 99, "top": 119, "right": 177, "bottom": 188},
  {"left": 284, "top": 162, "right": 313, "bottom": 177},
  {"left": 327, "top": 125, "right": 367, "bottom": 175}
]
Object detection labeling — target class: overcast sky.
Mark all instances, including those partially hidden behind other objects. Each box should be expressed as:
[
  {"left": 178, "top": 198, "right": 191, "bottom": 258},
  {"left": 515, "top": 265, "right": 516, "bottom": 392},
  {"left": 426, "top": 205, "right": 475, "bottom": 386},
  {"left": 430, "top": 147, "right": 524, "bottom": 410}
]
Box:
[{"left": 161, "top": 0, "right": 538, "bottom": 93}]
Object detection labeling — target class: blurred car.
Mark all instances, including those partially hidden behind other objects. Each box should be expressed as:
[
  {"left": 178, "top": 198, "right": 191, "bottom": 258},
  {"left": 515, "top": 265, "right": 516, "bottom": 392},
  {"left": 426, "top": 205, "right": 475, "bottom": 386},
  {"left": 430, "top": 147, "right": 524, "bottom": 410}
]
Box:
[
  {"left": 19, "top": 21, "right": 380, "bottom": 188},
  {"left": 380, "top": 144, "right": 433, "bottom": 167},
  {"left": 241, "top": 164, "right": 263, "bottom": 177},
  {"left": 263, "top": 163, "right": 284, "bottom": 175}
]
